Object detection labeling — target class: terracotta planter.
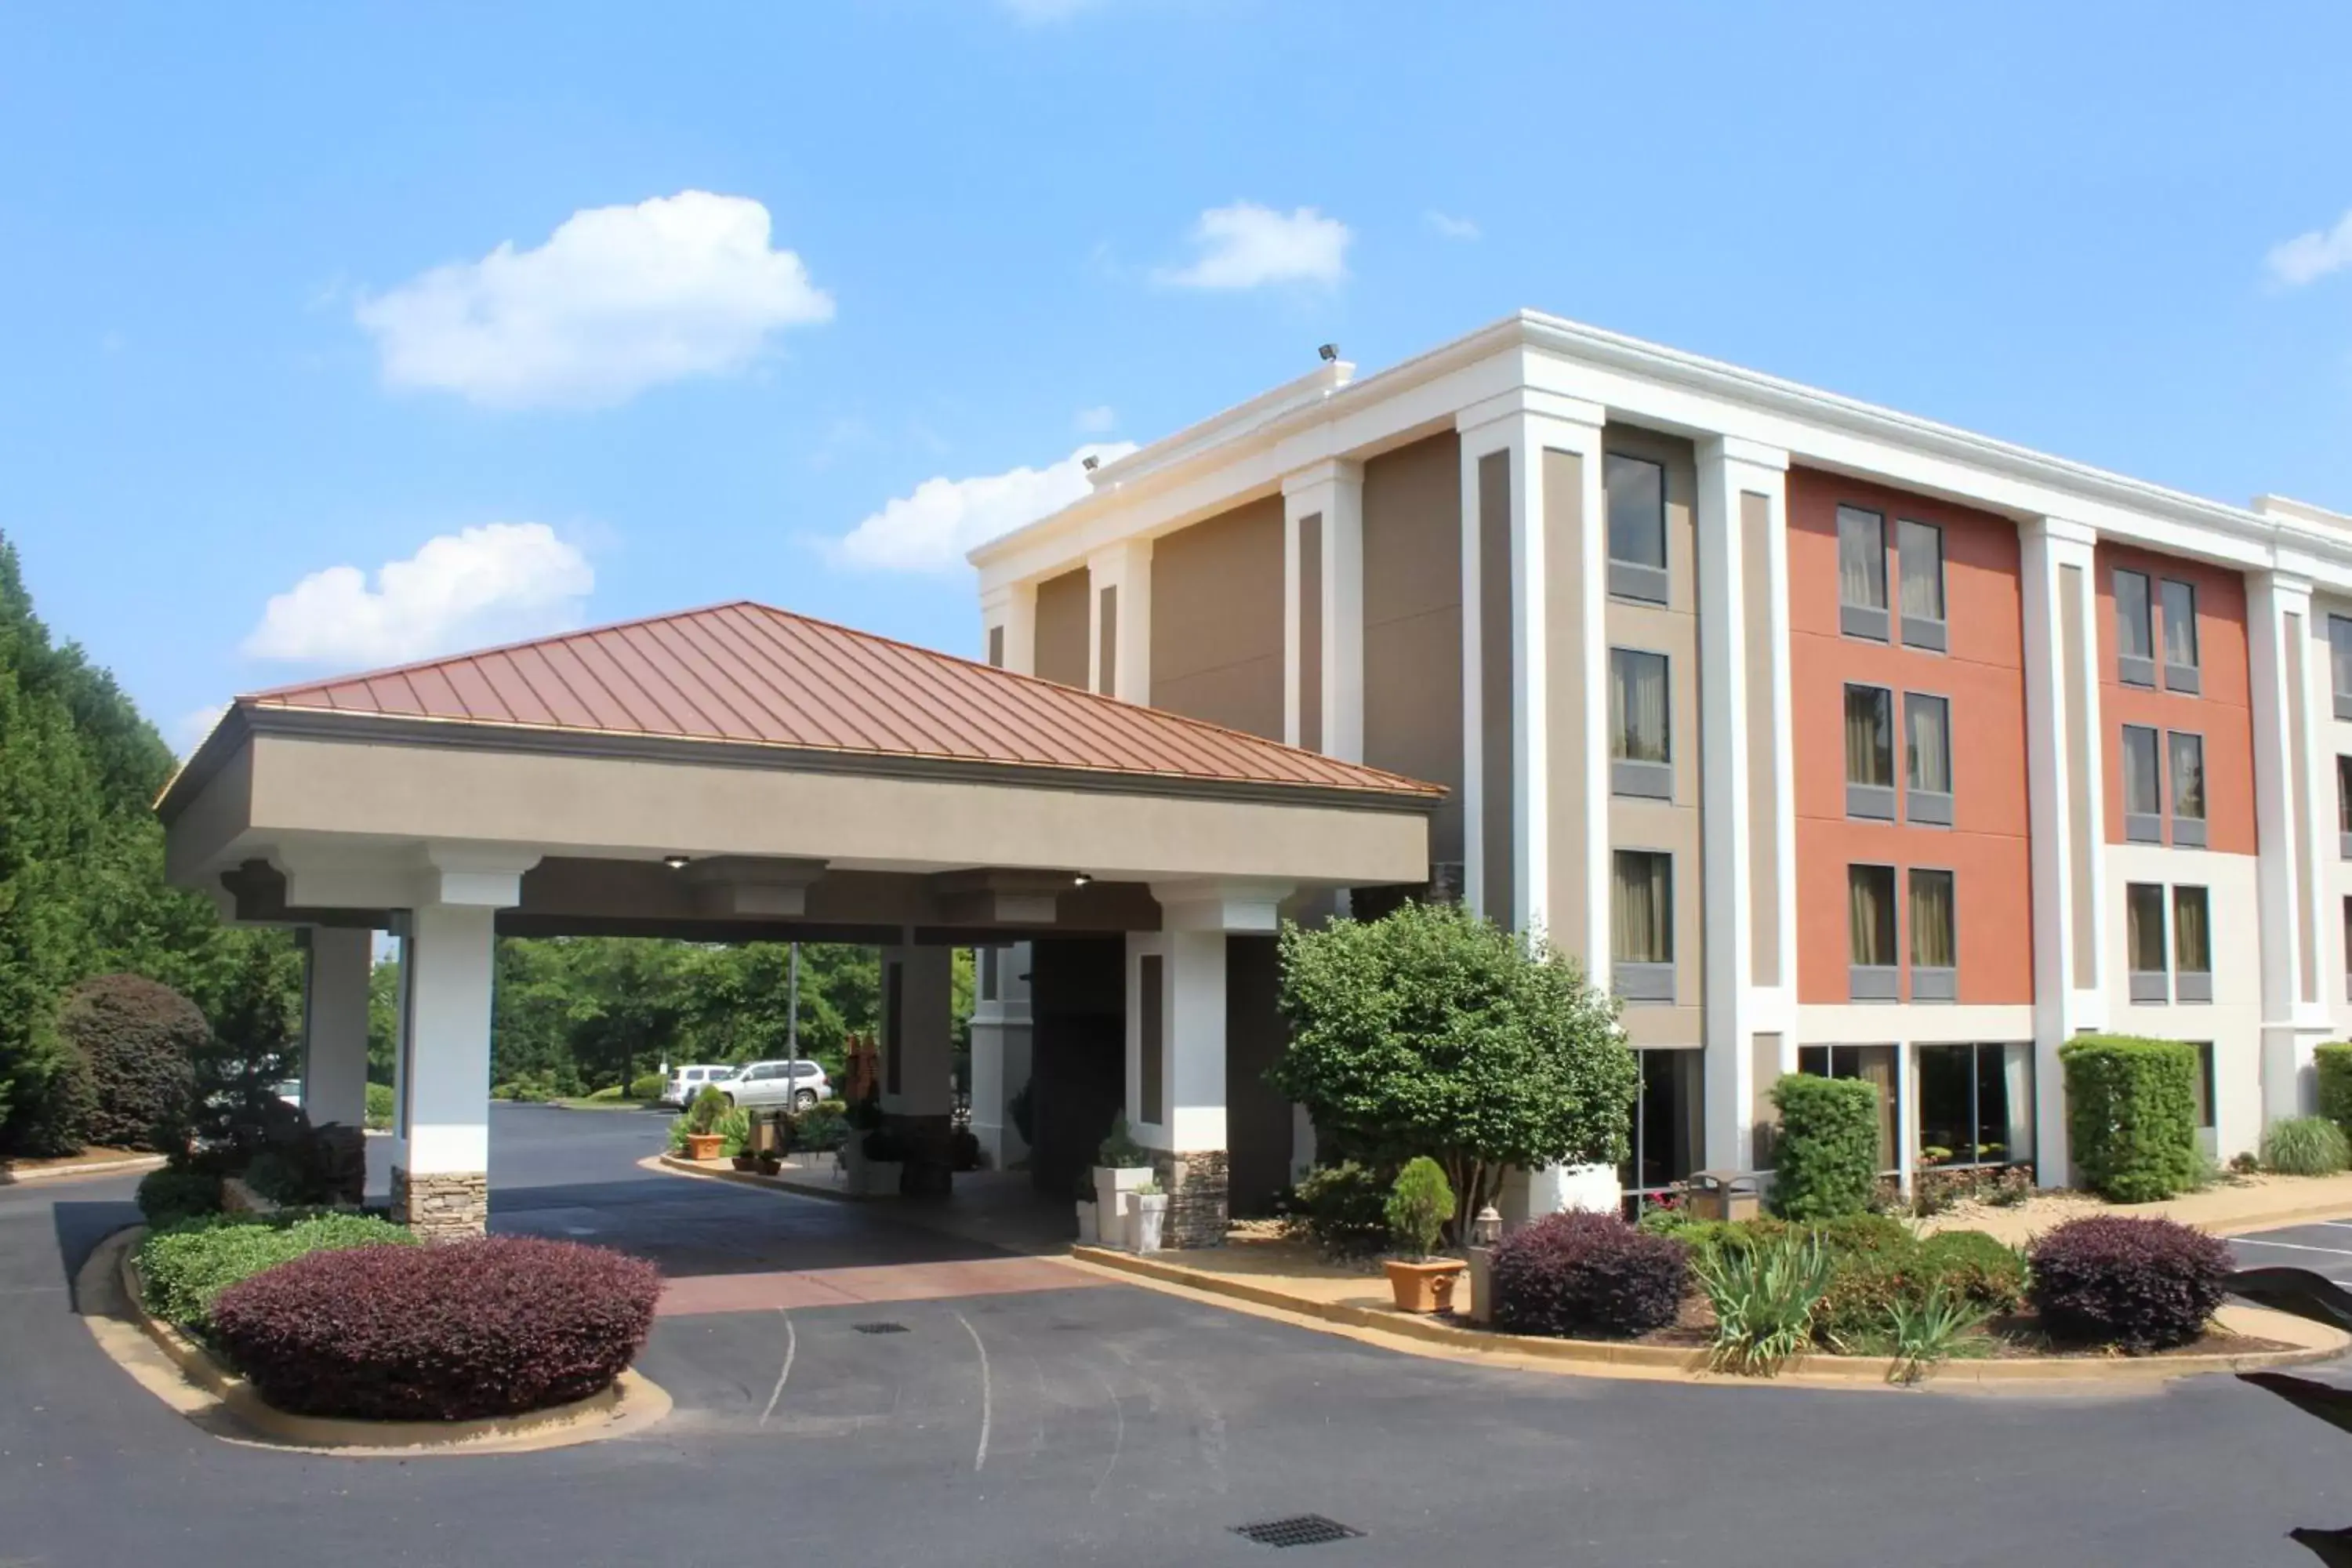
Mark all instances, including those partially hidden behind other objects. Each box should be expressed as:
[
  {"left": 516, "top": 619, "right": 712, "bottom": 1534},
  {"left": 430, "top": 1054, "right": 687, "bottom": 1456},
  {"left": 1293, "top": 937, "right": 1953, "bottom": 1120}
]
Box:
[
  {"left": 684, "top": 1132, "right": 725, "bottom": 1162},
  {"left": 1384, "top": 1258, "right": 1466, "bottom": 1315}
]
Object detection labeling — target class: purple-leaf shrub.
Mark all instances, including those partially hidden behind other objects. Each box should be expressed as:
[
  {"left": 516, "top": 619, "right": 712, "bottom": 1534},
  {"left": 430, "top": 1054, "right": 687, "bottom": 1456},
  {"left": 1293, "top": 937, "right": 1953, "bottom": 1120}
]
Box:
[
  {"left": 1490, "top": 1210, "right": 1689, "bottom": 1338},
  {"left": 2027, "top": 1215, "right": 2230, "bottom": 1351}
]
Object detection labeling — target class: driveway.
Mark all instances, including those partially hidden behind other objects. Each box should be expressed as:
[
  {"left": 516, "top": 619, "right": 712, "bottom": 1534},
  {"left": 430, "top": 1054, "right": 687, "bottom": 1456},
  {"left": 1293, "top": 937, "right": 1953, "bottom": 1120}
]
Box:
[{"left": 6, "top": 1110, "right": 2352, "bottom": 1566}]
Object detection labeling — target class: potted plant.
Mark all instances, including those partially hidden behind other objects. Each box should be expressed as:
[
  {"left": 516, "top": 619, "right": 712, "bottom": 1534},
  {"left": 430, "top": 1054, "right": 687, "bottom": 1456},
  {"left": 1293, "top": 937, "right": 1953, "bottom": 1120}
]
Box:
[
  {"left": 1093, "top": 1116, "right": 1154, "bottom": 1245},
  {"left": 678, "top": 1084, "right": 729, "bottom": 1162},
  {"left": 1381, "top": 1157, "right": 1465, "bottom": 1313},
  {"left": 1127, "top": 1180, "right": 1169, "bottom": 1254},
  {"left": 1073, "top": 1183, "right": 1099, "bottom": 1246}
]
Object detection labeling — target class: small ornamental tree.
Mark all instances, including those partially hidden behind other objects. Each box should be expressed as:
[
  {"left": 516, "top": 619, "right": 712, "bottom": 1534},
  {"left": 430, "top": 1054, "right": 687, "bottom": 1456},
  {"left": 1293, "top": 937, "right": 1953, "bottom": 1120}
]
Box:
[
  {"left": 1769, "top": 1074, "right": 1882, "bottom": 1220},
  {"left": 55, "top": 973, "right": 206, "bottom": 1151},
  {"left": 1270, "top": 901, "right": 1638, "bottom": 1232},
  {"left": 1385, "top": 1156, "right": 1454, "bottom": 1258}
]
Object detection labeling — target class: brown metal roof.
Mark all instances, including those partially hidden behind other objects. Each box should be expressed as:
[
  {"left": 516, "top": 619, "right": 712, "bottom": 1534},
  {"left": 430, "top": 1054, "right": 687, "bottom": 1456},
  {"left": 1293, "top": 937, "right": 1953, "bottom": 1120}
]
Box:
[{"left": 236, "top": 601, "right": 1442, "bottom": 799}]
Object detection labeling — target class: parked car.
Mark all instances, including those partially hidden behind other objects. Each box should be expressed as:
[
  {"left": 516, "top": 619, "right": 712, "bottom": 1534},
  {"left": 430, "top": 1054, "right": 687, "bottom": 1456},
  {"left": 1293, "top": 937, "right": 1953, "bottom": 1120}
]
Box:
[
  {"left": 718, "top": 1060, "right": 829, "bottom": 1110},
  {"left": 660, "top": 1064, "right": 738, "bottom": 1108}
]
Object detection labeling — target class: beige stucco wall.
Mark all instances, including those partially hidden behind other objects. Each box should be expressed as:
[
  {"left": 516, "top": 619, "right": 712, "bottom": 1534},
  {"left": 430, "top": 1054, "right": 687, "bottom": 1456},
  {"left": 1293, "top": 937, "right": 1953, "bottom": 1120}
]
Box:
[
  {"left": 1149, "top": 493, "right": 1285, "bottom": 739},
  {"left": 1603, "top": 426, "right": 1704, "bottom": 1050},
  {"left": 1035, "top": 567, "right": 1091, "bottom": 689},
  {"left": 1362, "top": 432, "right": 1465, "bottom": 869},
  {"left": 1544, "top": 445, "right": 1591, "bottom": 967}
]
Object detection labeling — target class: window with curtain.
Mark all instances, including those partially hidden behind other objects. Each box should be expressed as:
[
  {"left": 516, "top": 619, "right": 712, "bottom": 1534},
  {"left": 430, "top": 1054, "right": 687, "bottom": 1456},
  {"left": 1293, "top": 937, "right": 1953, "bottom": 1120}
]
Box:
[
  {"left": 2169, "top": 731, "right": 2205, "bottom": 822},
  {"left": 2334, "top": 617, "right": 2352, "bottom": 704},
  {"left": 1915, "top": 1042, "right": 2031, "bottom": 1170},
  {"left": 2114, "top": 569, "right": 2154, "bottom": 662},
  {"left": 2121, "top": 725, "right": 2161, "bottom": 817},
  {"left": 1905, "top": 693, "right": 1951, "bottom": 793},
  {"left": 1909, "top": 869, "right": 1956, "bottom": 969},
  {"left": 1898, "top": 519, "right": 1944, "bottom": 622},
  {"left": 1849, "top": 865, "right": 1896, "bottom": 966},
  {"left": 1605, "top": 454, "right": 1667, "bottom": 568},
  {"left": 1845, "top": 684, "right": 1893, "bottom": 786},
  {"left": 1838, "top": 506, "right": 1886, "bottom": 609},
  {"left": 2173, "top": 886, "right": 2211, "bottom": 975},
  {"left": 2190, "top": 1042, "right": 2216, "bottom": 1134},
  {"left": 1609, "top": 648, "right": 1670, "bottom": 763},
  {"left": 2126, "top": 883, "right": 2168, "bottom": 975},
  {"left": 2340, "top": 756, "right": 2352, "bottom": 837},
  {"left": 1612, "top": 851, "right": 1673, "bottom": 964},
  {"left": 2161, "top": 579, "right": 2198, "bottom": 670},
  {"left": 1621, "top": 1047, "right": 1704, "bottom": 1203}
]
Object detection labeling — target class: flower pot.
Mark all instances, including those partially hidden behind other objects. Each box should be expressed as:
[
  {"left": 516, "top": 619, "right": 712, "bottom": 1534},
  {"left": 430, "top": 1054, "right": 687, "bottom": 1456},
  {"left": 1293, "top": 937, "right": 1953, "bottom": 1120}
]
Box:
[
  {"left": 1127, "top": 1192, "right": 1169, "bottom": 1254},
  {"left": 1094, "top": 1164, "right": 1152, "bottom": 1241},
  {"left": 755, "top": 1156, "right": 783, "bottom": 1177},
  {"left": 684, "top": 1132, "right": 725, "bottom": 1162},
  {"left": 1384, "top": 1258, "right": 1466, "bottom": 1315},
  {"left": 1074, "top": 1201, "right": 1099, "bottom": 1245},
  {"left": 731, "top": 1154, "right": 760, "bottom": 1172}
]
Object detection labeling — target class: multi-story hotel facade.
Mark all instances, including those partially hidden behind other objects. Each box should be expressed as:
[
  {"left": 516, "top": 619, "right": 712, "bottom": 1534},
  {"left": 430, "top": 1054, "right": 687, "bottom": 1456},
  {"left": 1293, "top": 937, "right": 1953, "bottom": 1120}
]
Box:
[{"left": 969, "top": 310, "right": 2352, "bottom": 1210}]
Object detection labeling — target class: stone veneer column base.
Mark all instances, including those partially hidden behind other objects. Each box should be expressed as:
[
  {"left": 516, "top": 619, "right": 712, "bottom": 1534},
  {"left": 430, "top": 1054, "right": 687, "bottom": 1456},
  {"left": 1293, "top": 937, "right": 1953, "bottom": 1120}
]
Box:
[
  {"left": 1150, "top": 1150, "right": 1229, "bottom": 1248},
  {"left": 391, "top": 1167, "right": 490, "bottom": 1240}
]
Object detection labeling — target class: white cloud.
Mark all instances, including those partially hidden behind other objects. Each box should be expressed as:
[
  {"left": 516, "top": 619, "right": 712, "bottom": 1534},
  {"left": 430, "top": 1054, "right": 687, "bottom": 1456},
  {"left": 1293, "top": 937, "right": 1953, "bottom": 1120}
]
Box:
[
  {"left": 826, "top": 444, "right": 1138, "bottom": 573},
  {"left": 2267, "top": 208, "right": 2352, "bottom": 288},
  {"left": 1424, "top": 209, "right": 1481, "bottom": 242},
  {"left": 354, "top": 191, "right": 833, "bottom": 409},
  {"left": 1153, "top": 202, "right": 1351, "bottom": 290},
  {"left": 243, "top": 522, "right": 595, "bottom": 665},
  {"left": 1074, "top": 404, "right": 1118, "bottom": 433}
]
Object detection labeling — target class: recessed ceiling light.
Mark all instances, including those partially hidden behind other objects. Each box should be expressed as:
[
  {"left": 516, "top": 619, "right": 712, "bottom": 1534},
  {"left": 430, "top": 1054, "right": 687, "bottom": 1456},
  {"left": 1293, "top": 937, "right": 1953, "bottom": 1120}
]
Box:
[
  {"left": 662, "top": 855, "right": 691, "bottom": 870},
  {"left": 1072, "top": 872, "right": 1093, "bottom": 887}
]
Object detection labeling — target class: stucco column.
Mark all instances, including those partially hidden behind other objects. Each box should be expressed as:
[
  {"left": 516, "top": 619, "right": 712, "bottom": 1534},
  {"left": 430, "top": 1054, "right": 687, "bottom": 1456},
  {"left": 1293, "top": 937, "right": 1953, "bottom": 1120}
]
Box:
[
  {"left": 393, "top": 902, "right": 497, "bottom": 1237},
  {"left": 299, "top": 924, "right": 373, "bottom": 1131},
  {"left": 1695, "top": 437, "right": 1794, "bottom": 1174},
  {"left": 967, "top": 942, "right": 1034, "bottom": 1167},
  {"left": 1282, "top": 459, "right": 1364, "bottom": 760},
  {"left": 880, "top": 944, "right": 957, "bottom": 1193},
  {"left": 2020, "top": 517, "right": 2109, "bottom": 1186},
  {"left": 2249, "top": 571, "right": 2335, "bottom": 1121},
  {"left": 981, "top": 580, "right": 1037, "bottom": 676},
  {"left": 1086, "top": 539, "right": 1152, "bottom": 702}
]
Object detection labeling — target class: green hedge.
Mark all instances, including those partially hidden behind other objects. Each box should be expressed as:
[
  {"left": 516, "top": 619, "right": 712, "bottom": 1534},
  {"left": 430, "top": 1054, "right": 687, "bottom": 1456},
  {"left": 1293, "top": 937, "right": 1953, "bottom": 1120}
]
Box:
[
  {"left": 2318, "top": 1044, "right": 2352, "bottom": 1140},
  {"left": 139, "top": 1212, "right": 415, "bottom": 1333},
  {"left": 1769, "top": 1073, "right": 1882, "bottom": 1220},
  {"left": 2060, "top": 1036, "right": 2198, "bottom": 1203}
]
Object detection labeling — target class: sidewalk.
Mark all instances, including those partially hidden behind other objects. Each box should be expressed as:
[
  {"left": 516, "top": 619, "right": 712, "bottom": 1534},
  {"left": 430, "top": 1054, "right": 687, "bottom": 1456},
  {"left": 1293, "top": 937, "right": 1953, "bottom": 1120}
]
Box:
[{"left": 1918, "top": 1171, "right": 2352, "bottom": 1247}]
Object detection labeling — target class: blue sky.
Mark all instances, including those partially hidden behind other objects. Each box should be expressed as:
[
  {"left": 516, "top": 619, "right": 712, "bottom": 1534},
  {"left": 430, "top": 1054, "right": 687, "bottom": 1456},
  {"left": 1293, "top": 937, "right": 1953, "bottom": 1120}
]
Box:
[{"left": 4, "top": 1, "right": 2350, "bottom": 750}]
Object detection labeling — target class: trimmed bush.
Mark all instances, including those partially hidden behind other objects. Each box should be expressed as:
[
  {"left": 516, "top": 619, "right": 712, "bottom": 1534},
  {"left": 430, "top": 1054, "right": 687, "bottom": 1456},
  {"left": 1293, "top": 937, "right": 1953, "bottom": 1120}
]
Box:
[
  {"left": 2263, "top": 1114, "right": 2352, "bottom": 1176},
  {"left": 1915, "top": 1229, "right": 2029, "bottom": 1316},
  {"left": 629, "top": 1073, "right": 666, "bottom": 1102},
  {"left": 136, "top": 1167, "right": 223, "bottom": 1229},
  {"left": 2027, "top": 1215, "right": 2230, "bottom": 1350},
  {"left": 138, "top": 1212, "right": 415, "bottom": 1332},
  {"left": 2060, "top": 1036, "right": 2198, "bottom": 1202},
  {"left": 1490, "top": 1210, "right": 1689, "bottom": 1338},
  {"left": 364, "top": 1082, "right": 394, "bottom": 1130},
  {"left": 55, "top": 975, "right": 208, "bottom": 1152},
  {"left": 1813, "top": 1227, "right": 2027, "bottom": 1347},
  {"left": 1769, "top": 1074, "right": 1882, "bottom": 1220},
  {"left": 209, "top": 1236, "right": 662, "bottom": 1421},
  {"left": 2318, "top": 1043, "right": 2352, "bottom": 1141},
  {"left": 1287, "top": 1162, "right": 1392, "bottom": 1256}
]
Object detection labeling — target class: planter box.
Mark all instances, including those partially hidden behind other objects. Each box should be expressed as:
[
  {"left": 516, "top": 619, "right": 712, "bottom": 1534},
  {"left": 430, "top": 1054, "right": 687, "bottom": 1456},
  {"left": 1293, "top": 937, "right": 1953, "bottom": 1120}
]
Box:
[
  {"left": 1384, "top": 1258, "right": 1465, "bottom": 1315},
  {"left": 842, "top": 1142, "right": 904, "bottom": 1196},
  {"left": 1094, "top": 1164, "right": 1152, "bottom": 1244},
  {"left": 683, "top": 1133, "right": 724, "bottom": 1162},
  {"left": 1127, "top": 1192, "right": 1169, "bottom": 1254}
]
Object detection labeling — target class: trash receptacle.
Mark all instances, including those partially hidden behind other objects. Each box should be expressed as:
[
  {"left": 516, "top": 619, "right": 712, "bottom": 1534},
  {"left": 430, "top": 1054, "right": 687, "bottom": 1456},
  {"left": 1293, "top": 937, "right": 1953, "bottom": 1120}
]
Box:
[{"left": 1689, "top": 1169, "right": 1762, "bottom": 1222}]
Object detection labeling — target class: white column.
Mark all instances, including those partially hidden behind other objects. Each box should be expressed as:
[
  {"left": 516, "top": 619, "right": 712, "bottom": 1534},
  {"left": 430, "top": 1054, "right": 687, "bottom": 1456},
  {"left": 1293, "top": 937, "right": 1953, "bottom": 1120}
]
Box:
[
  {"left": 880, "top": 945, "right": 956, "bottom": 1120},
  {"left": 1695, "top": 437, "right": 1792, "bottom": 1172},
  {"left": 1282, "top": 459, "right": 1365, "bottom": 760},
  {"left": 2020, "top": 517, "right": 2108, "bottom": 1186},
  {"left": 2249, "top": 570, "right": 2335, "bottom": 1120},
  {"left": 1086, "top": 539, "right": 1152, "bottom": 702},
  {"left": 967, "top": 942, "right": 1034, "bottom": 1167},
  {"left": 1454, "top": 391, "right": 1606, "bottom": 953},
  {"left": 981, "top": 580, "right": 1037, "bottom": 675},
  {"left": 300, "top": 924, "right": 374, "bottom": 1131}
]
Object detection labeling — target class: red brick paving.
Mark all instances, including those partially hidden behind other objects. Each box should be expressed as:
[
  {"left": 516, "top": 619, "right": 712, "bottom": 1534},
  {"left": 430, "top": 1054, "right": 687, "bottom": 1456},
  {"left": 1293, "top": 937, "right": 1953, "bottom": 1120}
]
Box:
[{"left": 657, "top": 1255, "right": 1107, "bottom": 1317}]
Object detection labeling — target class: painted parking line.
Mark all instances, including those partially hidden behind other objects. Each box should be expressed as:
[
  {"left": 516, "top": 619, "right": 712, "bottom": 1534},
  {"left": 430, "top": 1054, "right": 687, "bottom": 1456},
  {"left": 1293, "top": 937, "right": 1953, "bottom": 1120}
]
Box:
[{"left": 2229, "top": 1237, "right": 2352, "bottom": 1259}]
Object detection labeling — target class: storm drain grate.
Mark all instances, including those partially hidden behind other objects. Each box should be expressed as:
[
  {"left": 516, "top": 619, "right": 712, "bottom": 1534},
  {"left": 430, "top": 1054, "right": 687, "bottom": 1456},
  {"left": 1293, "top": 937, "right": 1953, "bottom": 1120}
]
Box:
[
  {"left": 852, "top": 1321, "right": 909, "bottom": 1336},
  {"left": 1230, "top": 1515, "right": 1363, "bottom": 1549}
]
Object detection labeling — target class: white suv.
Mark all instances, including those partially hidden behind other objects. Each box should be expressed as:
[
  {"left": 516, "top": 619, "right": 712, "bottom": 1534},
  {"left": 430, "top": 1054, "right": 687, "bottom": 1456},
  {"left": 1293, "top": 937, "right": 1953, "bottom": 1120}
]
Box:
[
  {"left": 720, "top": 1061, "right": 829, "bottom": 1110},
  {"left": 661, "top": 1064, "right": 737, "bottom": 1108}
]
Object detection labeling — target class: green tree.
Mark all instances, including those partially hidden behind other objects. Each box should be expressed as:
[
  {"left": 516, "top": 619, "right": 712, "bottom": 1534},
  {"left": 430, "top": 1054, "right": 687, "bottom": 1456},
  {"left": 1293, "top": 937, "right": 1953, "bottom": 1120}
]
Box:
[{"left": 1269, "top": 900, "right": 1638, "bottom": 1230}]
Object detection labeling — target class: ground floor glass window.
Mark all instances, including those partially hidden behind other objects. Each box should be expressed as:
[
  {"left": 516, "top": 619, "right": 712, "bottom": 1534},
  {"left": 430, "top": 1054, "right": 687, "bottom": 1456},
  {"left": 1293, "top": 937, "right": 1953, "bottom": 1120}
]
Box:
[
  {"left": 1620, "top": 1047, "right": 1702, "bottom": 1209},
  {"left": 1914, "top": 1042, "right": 2034, "bottom": 1171}
]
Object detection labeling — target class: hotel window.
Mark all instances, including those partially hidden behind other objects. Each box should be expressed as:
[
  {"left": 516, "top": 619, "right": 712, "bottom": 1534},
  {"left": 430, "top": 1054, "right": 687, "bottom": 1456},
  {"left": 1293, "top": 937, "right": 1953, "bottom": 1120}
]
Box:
[
  {"left": 2173, "top": 885, "right": 2212, "bottom": 1003},
  {"left": 2333, "top": 615, "right": 2352, "bottom": 722},
  {"left": 1620, "top": 1047, "right": 1703, "bottom": 1211},
  {"left": 1838, "top": 505, "right": 1889, "bottom": 641},
  {"left": 2121, "top": 724, "right": 2163, "bottom": 843},
  {"left": 2190, "top": 1042, "right": 2217, "bottom": 1154},
  {"left": 1605, "top": 453, "right": 1669, "bottom": 604},
  {"left": 2344, "top": 896, "right": 2352, "bottom": 1004},
  {"left": 2115, "top": 568, "right": 2155, "bottom": 687},
  {"left": 1844, "top": 684, "right": 1896, "bottom": 819},
  {"left": 2126, "top": 881, "right": 2169, "bottom": 1003},
  {"left": 1611, "top": 850, "right": 1675, "bottom": 1003},
  {"left": 1849, "top": 863, "right": 1899, "bottom": 1000},
  {"left": 1909, "top": 868, "right": 1957, "bottom": 1001},
  {"left": 2168, "top": 731, "right": 2206, "bottom": 848},
  {"left": 1916, "top": 1043, "right": 2034, "bottom": 1172},
  {"left": 1898, "top": 519, "right": 1947, "bottom": 652},
  {"left": 1904, "top": 692, "right": 1953, "bottom": 826},
  {"left": 1608, "top": 648, "right": 1672, "bottom": 798},
  {"left": 1798, "top": 1044, "right": 1899, "bottom": 1174},
  {"left": 2339, "top": 757, "right": 2352, "bottom": 858},
  {"left": 2161, "top": 579, "right": 2200, "bottom": 693}
]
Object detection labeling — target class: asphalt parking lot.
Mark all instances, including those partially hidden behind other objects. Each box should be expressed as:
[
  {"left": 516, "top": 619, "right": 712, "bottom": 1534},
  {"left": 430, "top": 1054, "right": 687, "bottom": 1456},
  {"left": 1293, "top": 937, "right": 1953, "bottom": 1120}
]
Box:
[{"left": 7, "top": 1106, "right": 2352, "bottom": 1567}]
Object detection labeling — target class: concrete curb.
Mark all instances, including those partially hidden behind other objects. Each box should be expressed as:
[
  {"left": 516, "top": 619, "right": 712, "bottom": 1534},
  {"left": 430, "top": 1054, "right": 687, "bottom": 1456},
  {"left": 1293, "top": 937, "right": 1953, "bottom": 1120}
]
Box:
[
  {"left": 84, "top": 1228, "right": 671, "bottom": 1455},
  {"left": 1071, "top": 1246, "right": 2352, "bottom": 1390},
  {"left": 650, "top": 1152, "right": 873, "bottom": 1203},
  {"left": 2, "top": 1152, "right": 167, "bottom": 1185}
]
